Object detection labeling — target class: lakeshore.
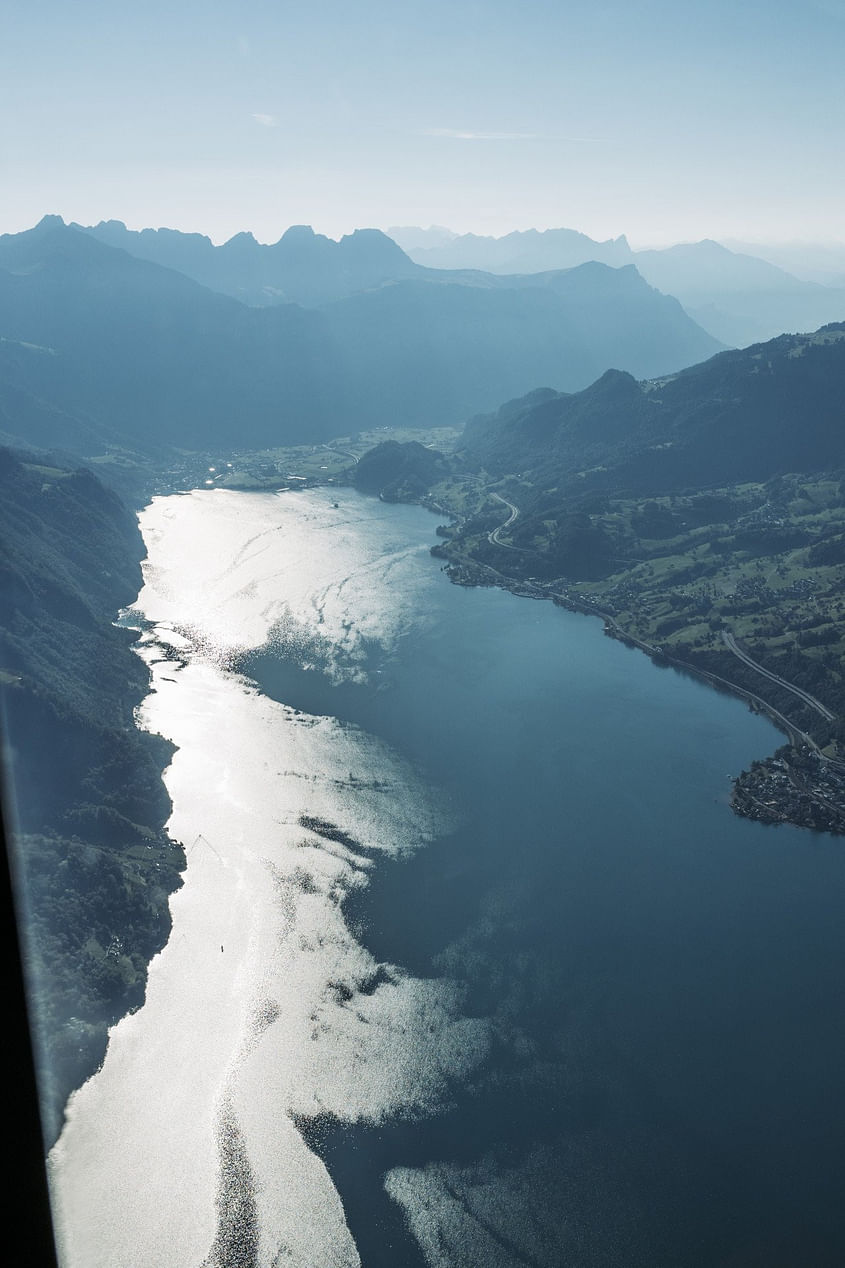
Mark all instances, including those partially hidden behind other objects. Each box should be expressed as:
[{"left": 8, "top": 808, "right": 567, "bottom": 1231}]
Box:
[
  {"left": 44, "top": 485, "right": 845, "bottom": 1265},
  {"left": 424, "top": 477, "right": 845, "bottom": 838},
  {"left": 131, "top": 431, "right": 845, "bottom": 838}
]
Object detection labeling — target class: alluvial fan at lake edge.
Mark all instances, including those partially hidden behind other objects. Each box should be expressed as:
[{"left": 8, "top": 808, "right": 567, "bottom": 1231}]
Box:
[{"left": 48, "top": 488, "right": 845, "bottom": 1267}]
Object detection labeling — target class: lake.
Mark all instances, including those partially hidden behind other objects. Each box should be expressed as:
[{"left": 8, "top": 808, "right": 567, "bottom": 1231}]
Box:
[{"left": 49, "top": 487, "right": 845, "bottom": 1267}]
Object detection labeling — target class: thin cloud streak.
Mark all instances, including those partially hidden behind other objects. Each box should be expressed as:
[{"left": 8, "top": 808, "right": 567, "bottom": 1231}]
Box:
[
  {"left": 418, "top": 127, "right": 607, "bottom": 142},
  {"left": 252, "top": 113, "right": 277, "bottom": 128}
]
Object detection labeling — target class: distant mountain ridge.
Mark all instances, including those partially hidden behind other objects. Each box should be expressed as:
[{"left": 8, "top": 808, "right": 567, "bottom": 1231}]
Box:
[
  {"left": 633, "top": 240, "right": 845, "bottom": 347},
  {"left": 57, "top": 217, "right": 845, "bottom": 352},
  {"left": 75, "top": 219, "right": 421, "bottom": 307},
  {"left": 387, "top": 225, "right": 633, "bottom": 273},
  {"left": 723, "top": 240, "right": 845, "bottom": 288},
  {"left": 389, "top": 226, "right": 845, "bottom": 348},
  {"left": 0, "top": 218, "right": 723, "bottom": 464}
]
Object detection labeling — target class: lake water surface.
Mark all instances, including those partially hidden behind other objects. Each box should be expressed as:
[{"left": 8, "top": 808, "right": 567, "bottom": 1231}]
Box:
[{"left": 49, "top": 487, "right": 845, "bottom": 1267}]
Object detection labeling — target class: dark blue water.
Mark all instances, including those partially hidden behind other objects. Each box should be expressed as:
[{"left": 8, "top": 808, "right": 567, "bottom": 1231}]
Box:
[{"left": 247, "top": 523, "right": 845, "bottom": 1267}]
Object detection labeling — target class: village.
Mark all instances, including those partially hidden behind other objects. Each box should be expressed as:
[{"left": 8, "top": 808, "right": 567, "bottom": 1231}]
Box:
[{"left": 732, "top": 747, "right": 845, "bottom": 834}]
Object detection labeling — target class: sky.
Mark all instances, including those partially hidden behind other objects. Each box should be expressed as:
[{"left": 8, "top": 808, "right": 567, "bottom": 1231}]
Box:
[{"left": 2, "top": 0, "right": 844, "bottom": 247}]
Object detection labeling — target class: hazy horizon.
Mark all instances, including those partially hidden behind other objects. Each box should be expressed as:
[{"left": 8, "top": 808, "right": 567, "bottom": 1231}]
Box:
[{"left": 4, "top": 0, "right": 843, "bottom": 249}]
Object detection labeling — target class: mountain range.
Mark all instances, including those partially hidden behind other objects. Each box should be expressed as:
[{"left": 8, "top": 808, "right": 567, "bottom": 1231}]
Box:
[
  {"left": 0, "top": 218, "right": 722, "bottom": 466},
  {"left": 81, "top": 218, "right": 845, "bottom": 349},
  {"left": 460, "top": 323, "right": 845, "bottom": 500},
  {"left": 389, "top": 226, "right": 845, "bottom": 348},
  {"left": 76, "top": 219, "right": 421, "bottom": 308},
  {"left": 387, "top": 225, "right": 633, "bottom": 274}
]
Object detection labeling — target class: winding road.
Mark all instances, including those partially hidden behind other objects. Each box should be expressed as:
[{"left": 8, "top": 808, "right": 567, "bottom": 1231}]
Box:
[
  {"left": 488, "top": 493, "right": 525, "bottom": 548},
  {"left": 722, "top": 631, "right": 836, "bottom": 722},
  {"left": 321, "top": 443, "right": 359, "bottom": 464}
]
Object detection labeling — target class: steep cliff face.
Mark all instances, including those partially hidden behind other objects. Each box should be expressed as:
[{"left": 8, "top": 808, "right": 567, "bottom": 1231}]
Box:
[{"left": 0, "top": 447, "right": 183, "bottom": 1144}]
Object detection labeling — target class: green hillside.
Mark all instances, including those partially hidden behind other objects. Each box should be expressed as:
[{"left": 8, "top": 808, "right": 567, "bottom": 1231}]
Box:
[{"left": 460, "top": 324, "right": 845, "bottom": 494}]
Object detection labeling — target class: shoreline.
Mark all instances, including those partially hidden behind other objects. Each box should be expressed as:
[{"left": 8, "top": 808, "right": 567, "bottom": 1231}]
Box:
[
  {"left": 140, "top": 470, "right": 845, "bottom": 839},
  {"left": 429, "top": 538, "right": 845, "bottom": 837},
  {"left": 48, "top": 479, "right": 845, "bottom": 1265},
  {"left": 50, "top": 488, "right": 465, "bottom": 1267}
]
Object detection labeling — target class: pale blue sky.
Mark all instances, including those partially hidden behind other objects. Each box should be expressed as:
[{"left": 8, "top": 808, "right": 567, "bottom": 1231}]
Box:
[{"left": 3, "top": 0, "right": 843, "bottom": 245}]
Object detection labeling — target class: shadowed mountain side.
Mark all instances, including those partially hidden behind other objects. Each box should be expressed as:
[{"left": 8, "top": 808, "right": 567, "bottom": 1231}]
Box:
[
  {"left": 0, "top": 339, "right": 123, "bottom": 456},
  {"left": 0, "top": 448, "right": 183, "bottom": 1143},
  {"left": 460, "top": 324, "right": 845, "bottom": 497},
  {"left": 0, "top": 220, "right": 722, "bottom": 457},
  {"left": 494, "top": 263, "right": 723, "bottom": 370},
  {"left": 0, "top": 220, "right": 346, "bottom": 450},
  {"left": 319, "top": 271, "right": 722, "bottom": 427},
  {"left": 461, "top": 369, "right": 652, "bottom": 477}
]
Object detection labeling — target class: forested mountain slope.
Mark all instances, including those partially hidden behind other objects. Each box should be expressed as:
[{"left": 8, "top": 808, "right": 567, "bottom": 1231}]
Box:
[
  {"left": 0, "top": 448, "right": 183, "bottom": 1144},
  {"left": 0, "top": 220, "right": 342, "bottom": 453},
  {"left": 461, "top": 324, "right": 845, "bottom": 496}
]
